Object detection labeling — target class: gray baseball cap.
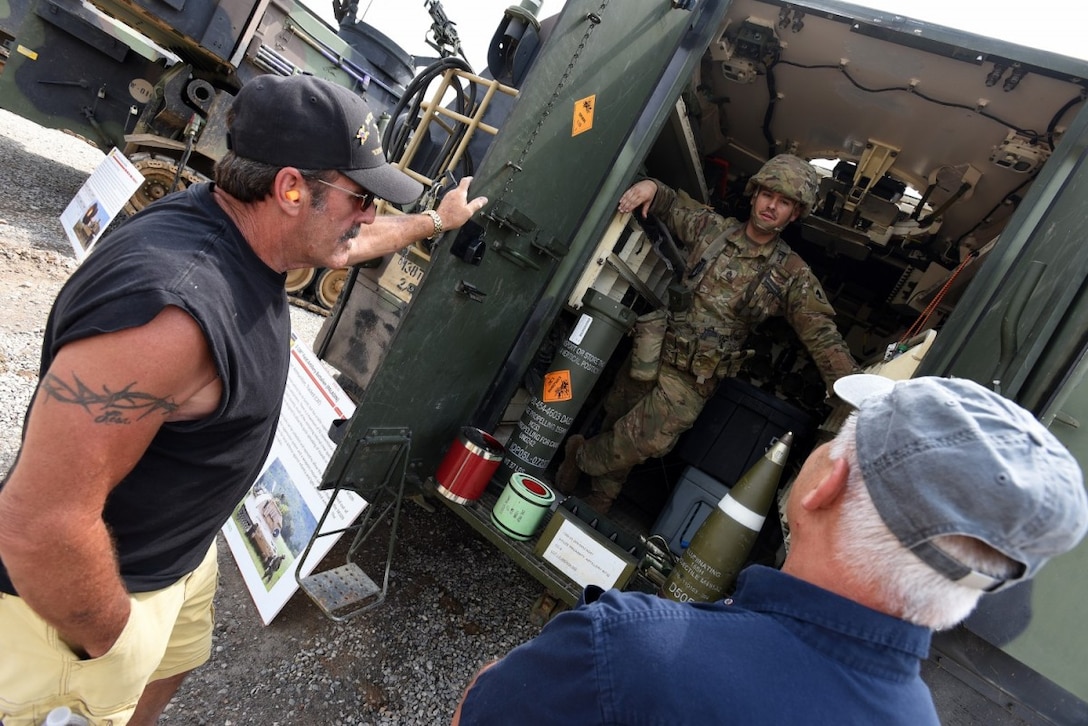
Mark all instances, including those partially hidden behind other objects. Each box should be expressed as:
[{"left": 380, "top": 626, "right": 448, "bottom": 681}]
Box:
[
  {"left": 227, "top": 74, "right": 423, "bottom": 205},
  {"left": 834, "top": 374, "right": 1088, "bottom": 591}
]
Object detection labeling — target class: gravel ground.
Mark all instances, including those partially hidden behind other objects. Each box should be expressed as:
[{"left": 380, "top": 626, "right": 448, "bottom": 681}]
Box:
[{"left": 0, "top": 109, "right": 544, "bottom": 725}]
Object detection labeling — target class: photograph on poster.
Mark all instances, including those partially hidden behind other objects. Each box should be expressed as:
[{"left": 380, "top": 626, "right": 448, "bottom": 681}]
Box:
[
  {"left": 231, "top": 458, "right": 319, "bottom": 589},
  {"left": 221, "top": 334, "right": 365, "bottom": 624},
  {"left": 60, "top": 147, "right": 144, "bottom": 260}
]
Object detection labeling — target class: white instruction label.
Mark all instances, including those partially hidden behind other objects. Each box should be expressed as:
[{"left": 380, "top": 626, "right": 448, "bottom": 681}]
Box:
[{"left": 542, "top": 518, "right": 628, "bottom": 589}]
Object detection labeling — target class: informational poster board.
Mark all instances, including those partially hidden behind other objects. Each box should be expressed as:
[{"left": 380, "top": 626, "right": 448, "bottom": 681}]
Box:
[
  {"left": 221, "top": 334, "right": 366, "bottom": 624},
  {"left": 60, "top": 148, "right": 144, "bottom": 261}
]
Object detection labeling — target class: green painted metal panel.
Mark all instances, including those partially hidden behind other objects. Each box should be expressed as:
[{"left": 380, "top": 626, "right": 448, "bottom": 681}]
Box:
[
  {"left": 1, "top": 0, "right": 34, "bottom": 38},
  {"left": 917, "top": 100, "right": 1088, "bottom": 395},
  {"left": 915, "top": 92, "right": 1088, "bottom": 708},
  {"left": 0, "top": 0, "right": 167, "bottom": 150}
]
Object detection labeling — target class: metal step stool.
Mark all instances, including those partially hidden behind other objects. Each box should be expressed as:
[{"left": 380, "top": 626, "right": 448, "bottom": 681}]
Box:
[{"left": 295, "top": 426, "right": 411, "bottom": 622}]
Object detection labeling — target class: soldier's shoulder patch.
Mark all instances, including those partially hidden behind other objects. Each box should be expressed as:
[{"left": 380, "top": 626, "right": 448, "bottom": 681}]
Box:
[{"left": 802, "top": 279, "right": 836, "bottom": 315}]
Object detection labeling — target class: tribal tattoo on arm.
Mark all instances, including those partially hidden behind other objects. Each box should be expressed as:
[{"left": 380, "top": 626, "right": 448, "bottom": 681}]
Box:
[{"left": 41, "top": 372, "right": 179, "bottom": 424}]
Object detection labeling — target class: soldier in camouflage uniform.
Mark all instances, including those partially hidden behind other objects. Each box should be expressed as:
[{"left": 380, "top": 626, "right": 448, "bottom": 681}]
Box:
[{"left": 556, "top": 155, "right": 859, "bottom": 514}]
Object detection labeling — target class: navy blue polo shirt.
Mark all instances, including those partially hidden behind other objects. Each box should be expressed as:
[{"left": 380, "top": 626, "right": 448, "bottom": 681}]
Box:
[{"left": 459, "top": 566, "right": 937, "bottom": 725}]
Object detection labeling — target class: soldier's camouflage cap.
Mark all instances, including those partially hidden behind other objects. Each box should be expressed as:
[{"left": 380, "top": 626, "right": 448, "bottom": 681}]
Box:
[{"left": 744, "top": 154, "right": 819, "bottom": 216}]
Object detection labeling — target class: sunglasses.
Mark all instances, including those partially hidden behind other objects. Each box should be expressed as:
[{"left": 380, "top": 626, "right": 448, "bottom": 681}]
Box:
[{"left": 313, "top": 178, "right": 376, "bottom": 212}]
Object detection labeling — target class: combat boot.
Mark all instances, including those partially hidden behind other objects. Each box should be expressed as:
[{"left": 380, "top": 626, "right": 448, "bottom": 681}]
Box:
[
  {"left": 554, "top": 434, "right": 585, "bottom": 494},
  {"left": 584, "top": 475, "right": 622, "bottom": 515},
  {"left": 583, "top": 490, "right": 615, "bottom": 515}
]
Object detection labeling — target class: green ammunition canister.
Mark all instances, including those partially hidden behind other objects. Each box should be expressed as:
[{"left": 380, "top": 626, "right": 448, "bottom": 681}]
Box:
[{"left": 492, "top": 473, "right": 556, "bottom": 541}]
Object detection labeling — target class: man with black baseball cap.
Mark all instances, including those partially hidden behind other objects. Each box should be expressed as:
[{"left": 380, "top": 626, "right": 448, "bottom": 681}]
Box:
[
  {"left": 228, "top": 73, "right": 424, "bottom": 207},
  {"left": 0, "top": 74, "right": 486, "bottom": 725},
  {"left": 453, "top": 375, "right": 1087, "bottom": 725}
]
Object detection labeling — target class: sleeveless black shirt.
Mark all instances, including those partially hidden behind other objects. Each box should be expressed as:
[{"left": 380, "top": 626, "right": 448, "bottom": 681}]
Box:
[{"left": 0, "top": 183, "right": 289, "bottom": 593}]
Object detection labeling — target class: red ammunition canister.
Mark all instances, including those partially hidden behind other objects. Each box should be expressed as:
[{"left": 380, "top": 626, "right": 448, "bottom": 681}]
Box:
[{"left": 435, "top": 427, "right": 505, "bottom": 504}]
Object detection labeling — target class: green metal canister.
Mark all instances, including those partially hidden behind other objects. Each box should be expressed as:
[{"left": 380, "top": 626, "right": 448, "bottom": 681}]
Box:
[
  {"left": 498, "top": 289, "right": 636, "bottom": 484},
  {"left": 491, "top": 473, "right": 556, "bottom": 541}
]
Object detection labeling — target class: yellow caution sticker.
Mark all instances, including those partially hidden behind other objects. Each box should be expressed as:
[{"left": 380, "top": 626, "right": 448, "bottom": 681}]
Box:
[
  {"left": 542, "top": 370, "right": 574, "bottom": 403},
  {"left": 17, "top": 45, "right": 39, "bottom": 61},
  {"left": 572, "top": 94, "right": 596, "bottom": 137}
]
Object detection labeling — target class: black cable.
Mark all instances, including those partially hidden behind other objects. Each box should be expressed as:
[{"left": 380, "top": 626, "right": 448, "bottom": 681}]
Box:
[
  {"left": 763, "top": 58, "right": 1084, "bottom": 257},
  {"left": 1046, "top": 93, "right": 1086, "bottom": 150},
  {"left": 383, "top": 56, "right": 478, "bottom": 186},
  {"left": 761, "top": 60, "right": 779, "bottom": 158},
  {"left": 774, "top": 59, "right": 1086, "bottom": 144},
  {"left": 429, "top": 72, "right": 477, "bottom": 178}
]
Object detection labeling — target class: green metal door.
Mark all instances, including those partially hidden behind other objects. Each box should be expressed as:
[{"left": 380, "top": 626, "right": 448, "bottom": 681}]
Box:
[
  {"left": 322, "top": 0, "right": 733, "bottom": 487},
  {"left": 919, "top": 97, "right": 1088, "bottom": 718}
]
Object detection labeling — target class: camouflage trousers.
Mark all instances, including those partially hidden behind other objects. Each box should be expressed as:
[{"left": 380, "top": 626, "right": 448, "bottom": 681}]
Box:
[{"left": 576, "top": 356, "right": 717, "bottom": 499}]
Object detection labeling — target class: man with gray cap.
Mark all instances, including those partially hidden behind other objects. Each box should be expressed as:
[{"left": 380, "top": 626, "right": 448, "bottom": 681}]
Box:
[
  {"left": 453, "top": 375, "right": 1087, "bottom": 725},
  {"left": 0, "top": 74, "right": 487, "bottom": 726}
]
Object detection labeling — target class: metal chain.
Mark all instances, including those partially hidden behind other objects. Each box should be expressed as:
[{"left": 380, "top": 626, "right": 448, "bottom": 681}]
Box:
[{"left": 490, "top": 0, "right": 611, "bottom": 213}]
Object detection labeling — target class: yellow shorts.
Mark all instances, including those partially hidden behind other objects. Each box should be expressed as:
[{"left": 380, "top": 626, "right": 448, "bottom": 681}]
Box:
[{"left": 0, "top": 542, "right": 218, "bottom": 726}]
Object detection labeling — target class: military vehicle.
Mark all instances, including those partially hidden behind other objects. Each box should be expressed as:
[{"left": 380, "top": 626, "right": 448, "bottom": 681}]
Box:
[
  {"left": 4, "top": 0, "right": 1087, "bottom": 719},
  {"left": 0, "top": 0, "right": 482, "bottom": 307},
  {"left": 306, "top": 0, "right": 1088, "bottom": 722}
]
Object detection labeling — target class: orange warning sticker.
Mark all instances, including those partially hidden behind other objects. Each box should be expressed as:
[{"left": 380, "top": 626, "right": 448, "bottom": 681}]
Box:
[
  {"left": 543, "top": 370, "right": 574, "bottom": 403},
  {"left": 572, "top": 94, "right": 596, "bottom": 137}
]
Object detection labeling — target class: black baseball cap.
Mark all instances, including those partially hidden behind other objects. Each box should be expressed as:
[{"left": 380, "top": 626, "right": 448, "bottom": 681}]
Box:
[{"left": 227, "top": 74, "right": 423, "bottom": 205}]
